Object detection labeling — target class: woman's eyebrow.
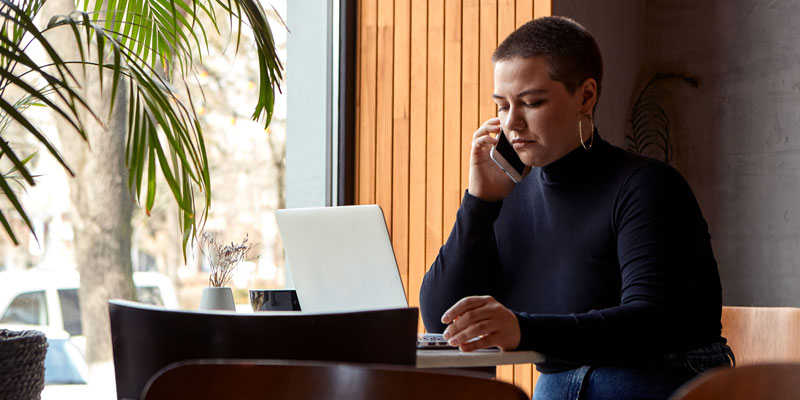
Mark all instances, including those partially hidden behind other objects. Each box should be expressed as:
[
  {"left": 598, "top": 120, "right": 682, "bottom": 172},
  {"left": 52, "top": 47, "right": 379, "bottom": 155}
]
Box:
[
  {"left": 492, "top": 88, "right": 548, "bottom": 99},
  {"left": 515, "top": 88, "right": 548, "bottom": 97}
]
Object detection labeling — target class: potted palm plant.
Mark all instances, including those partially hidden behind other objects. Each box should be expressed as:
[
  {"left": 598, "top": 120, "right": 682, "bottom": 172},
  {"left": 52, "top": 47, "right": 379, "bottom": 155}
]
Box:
[{"left": 0, "top": 0, "right": 283, "bottom": 382}]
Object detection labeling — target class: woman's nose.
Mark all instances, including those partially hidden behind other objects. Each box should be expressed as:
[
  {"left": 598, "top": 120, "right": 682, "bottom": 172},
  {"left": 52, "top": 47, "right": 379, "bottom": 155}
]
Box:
[{"left": 505, "top": 106, "right": 525, "bottom": 133}]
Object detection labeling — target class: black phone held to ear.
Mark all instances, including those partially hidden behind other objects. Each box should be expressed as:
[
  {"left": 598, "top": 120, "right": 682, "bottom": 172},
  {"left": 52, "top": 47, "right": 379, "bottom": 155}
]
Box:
[{"left": 490, "top": 129, "right": 525, "bottom": 183}]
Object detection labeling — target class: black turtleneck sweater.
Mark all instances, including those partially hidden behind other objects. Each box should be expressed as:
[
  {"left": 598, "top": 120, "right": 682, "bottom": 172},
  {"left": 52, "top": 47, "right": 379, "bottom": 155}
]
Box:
[{"left": 419, "top": 136, "right": 723, "bottom": 373}]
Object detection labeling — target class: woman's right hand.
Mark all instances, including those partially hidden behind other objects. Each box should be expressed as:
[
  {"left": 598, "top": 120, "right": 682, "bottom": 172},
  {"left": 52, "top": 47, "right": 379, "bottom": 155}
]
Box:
[{"left": 468, "top": 118, "right": 518, "bottom": 202}]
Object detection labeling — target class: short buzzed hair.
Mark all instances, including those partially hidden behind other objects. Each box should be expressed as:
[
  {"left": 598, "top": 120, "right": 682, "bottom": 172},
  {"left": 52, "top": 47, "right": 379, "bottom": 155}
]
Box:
[{"left": 493, "top": 16, "right": 603, "bottom": 100}]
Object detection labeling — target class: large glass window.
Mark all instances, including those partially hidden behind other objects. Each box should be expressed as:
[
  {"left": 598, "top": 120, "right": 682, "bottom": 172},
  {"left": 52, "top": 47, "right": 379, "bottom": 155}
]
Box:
[{"left": 0, "top": 1, "right": 340, "bottom": 397}]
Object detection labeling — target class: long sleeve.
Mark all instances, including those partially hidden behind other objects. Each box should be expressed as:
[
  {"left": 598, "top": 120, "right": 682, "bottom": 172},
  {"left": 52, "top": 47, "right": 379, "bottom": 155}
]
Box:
[
  {"left": 419, "top": 191, "right": 504, "bottom": 333},
  {"left": 514, "top": 162, "right": 721, "bottom": 367},
  {"left": 418, "top": 138, "right": 722, "bottom": 373}
]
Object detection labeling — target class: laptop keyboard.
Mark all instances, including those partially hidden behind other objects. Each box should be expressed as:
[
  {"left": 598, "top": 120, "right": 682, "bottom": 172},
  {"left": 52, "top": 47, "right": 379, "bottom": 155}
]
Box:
[{"left": 416, "top": 333, "right": 457, "bottom": 349}]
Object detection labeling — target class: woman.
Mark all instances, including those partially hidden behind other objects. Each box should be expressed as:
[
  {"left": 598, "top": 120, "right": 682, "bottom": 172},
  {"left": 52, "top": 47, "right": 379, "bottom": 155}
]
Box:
[{"left": 419, "top": 16, "right": 733, "bottom": 399}]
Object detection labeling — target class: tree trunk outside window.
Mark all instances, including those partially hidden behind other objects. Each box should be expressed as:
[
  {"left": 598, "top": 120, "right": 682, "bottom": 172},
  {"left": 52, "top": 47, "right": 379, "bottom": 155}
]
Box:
[{"left": 40, "top": 0, "right": 135, "bottom": 367}]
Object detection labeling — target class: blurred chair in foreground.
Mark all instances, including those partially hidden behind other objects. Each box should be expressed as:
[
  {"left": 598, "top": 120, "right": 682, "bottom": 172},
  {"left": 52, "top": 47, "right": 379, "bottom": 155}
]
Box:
[
  {"left": 142, "top": 359, "right": 529, "bottom": 400},
  {"left": 721, "top": 306, "right": 800, "bottom": 365},
  {"left": 668, "top": 363, "right": 800, "bottom": 400},
  {"left": 108, "top": 300, "right": 417, "bottom": 400}
]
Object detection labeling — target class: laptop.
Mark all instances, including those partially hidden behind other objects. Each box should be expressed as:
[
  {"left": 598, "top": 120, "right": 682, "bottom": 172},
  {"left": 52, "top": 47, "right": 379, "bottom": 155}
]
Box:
[{"left": 275, "top": 205, "right": 455, "bottom": 349}]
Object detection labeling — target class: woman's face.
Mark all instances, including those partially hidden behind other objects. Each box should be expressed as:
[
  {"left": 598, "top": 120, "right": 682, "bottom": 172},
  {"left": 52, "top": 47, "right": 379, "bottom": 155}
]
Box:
[{"left": 493, "top": 56, "right": 595, "bottom": 167}]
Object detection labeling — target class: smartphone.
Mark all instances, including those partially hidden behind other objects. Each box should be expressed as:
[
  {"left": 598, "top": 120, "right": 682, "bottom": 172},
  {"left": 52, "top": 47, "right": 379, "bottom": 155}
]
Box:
[{"left": 490, "top": 129, "right": 526, "bottom": 183}]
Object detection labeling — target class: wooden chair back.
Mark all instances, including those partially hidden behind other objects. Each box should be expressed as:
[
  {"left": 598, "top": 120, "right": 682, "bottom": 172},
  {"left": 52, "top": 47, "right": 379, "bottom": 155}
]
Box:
[
  {"left": 721, "top": 306, "right": 800, "bottom": 365},
  {"left": 108, "top": 300, "right": 418, "bottom": 400},
  {"left": 142, "top": 359, "right": 529, "bottom": 400},
  {"left": 668, "top": 363, "right": 800, "bottom": 400}
]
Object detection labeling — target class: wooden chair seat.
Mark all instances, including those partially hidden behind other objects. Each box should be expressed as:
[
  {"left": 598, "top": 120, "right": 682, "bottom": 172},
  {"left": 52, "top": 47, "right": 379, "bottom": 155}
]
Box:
[
  {"left": 142, "top": 359, "right": 529, "bottom": 400},
  {"left": 669, "top": 363, "right": 800, "bottom": 400},
  {"left": 721, "top": 306, "right": 800, "bottom": 365}
]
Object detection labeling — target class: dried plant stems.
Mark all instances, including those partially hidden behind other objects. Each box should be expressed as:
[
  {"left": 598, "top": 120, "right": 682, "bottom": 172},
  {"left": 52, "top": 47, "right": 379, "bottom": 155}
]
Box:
[{"left": 201, "top": 233, "right": 251, "bottom": 287}]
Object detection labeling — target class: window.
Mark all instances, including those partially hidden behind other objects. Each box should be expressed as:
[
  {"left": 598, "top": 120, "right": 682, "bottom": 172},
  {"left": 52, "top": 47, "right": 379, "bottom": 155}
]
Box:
[
  {"left": 44, "top": 338, "right": 88, "bottom": 385},
  {"left": 135, "top": 287, "right": 164, "bottom": 307},
  {"left": 0, "top": 291, "right": 48, "bottom": 326},
  {"left": 57, "top": 289, "right": 81, "bottom": 336}
]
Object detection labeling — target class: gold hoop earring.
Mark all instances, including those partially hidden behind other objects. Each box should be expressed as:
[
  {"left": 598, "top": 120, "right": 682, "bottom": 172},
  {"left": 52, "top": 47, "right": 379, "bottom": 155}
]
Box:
[{"left": 579, "top": 115, "right": 594, "bottom": 151}]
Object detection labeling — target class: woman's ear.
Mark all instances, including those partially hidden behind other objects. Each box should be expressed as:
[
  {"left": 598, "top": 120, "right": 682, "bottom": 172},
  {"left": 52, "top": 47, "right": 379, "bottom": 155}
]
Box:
[{"left": 579, "top": 78, "right": 598, "bottom": 115}]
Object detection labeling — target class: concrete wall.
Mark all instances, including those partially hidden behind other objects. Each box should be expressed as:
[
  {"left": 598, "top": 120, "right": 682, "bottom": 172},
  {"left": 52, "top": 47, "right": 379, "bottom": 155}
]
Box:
[
  {"left": 556, "top": 0, "right": 800, "bottom": 307},
  {"left": 553, "top": 1, "right": 646, "bottom": 146},
  {"left": 647, "top": 0, "right": 800, "bottom": 307}
]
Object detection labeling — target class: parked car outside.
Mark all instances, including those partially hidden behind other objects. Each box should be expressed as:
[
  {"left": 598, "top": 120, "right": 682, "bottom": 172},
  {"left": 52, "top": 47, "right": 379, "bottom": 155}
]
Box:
[{"left": 0, "top": 268, "right": 179, "bottom": 354}]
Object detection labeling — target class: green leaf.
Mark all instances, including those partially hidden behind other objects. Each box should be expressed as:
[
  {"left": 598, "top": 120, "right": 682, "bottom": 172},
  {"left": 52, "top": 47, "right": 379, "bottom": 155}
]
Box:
[
  {"left": 0, "top": 98, "right": 73, "bottom": 180},
  {"left": 0, "top": 171, "right": 37, "bottom": 244},
  {"left": 5, "top": 153, "right": 37, "bottom": 175},
  {"left": 145, "top": 140, "right": 156, "bottom": 215},
  {"left": 0, "top": 207, "right": 20, "bottom": 245},
  {"left": 107, "top": 40, "right": 123, "bottom": 120},
  {"left": 0, "top": 65, "right": 86, "bottom": 136}
]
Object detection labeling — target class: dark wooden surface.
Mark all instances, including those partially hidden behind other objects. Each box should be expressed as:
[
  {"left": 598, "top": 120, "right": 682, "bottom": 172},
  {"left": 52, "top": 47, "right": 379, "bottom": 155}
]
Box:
[{"left": 142, "top": 359, "right": 528, "bottom": 400}]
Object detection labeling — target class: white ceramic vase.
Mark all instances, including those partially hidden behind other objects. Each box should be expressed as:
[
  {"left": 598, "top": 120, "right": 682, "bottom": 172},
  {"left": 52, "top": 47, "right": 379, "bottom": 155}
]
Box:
[{"left": 199, "top": 287, "right": 236, "bottom": 311}]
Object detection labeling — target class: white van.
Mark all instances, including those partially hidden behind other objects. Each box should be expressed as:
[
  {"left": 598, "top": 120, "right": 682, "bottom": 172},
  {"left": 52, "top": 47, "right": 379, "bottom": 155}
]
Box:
[{"left": 0, "top": 269, "right": 179, "bottom": 337}]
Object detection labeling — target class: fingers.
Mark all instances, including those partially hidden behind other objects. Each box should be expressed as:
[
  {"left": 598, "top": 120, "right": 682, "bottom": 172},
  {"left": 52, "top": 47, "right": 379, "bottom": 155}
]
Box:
[
  {"left": 470, "top": 119, "right": 505, "bottom": 167},
  {"left": 441, "top": 295, "right": 493, "bottom": 324},
  {"left": 472, "top": 134, "right": 498, "bottom": 145},
  {"left": 444, "top": 316, "right": 493, "bottom": 346},
  {"left": 439, "top": 296, "right": 521, "bottom": 352},
  {"left": 458, "top": 335, "right": 495, "bottom": 352},
  {"left": 473, "top": 119, "right": 502, "bottom": 141},
  {"left": 471, "top": 135, "right": 498, "bottom": 154}
]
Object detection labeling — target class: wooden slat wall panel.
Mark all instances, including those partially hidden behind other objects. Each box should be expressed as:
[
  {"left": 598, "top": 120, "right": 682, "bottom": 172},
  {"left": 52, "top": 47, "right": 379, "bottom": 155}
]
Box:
[
  {"left": 407, "top": 0, "right": 427, "bottom": 319},
  {"left": 516, "top": 0, "right": 533, "bottom": 26},
  {"left": 376, "top": 0, "right": 394, "bottom": 231},
  {"left": 425, "top": 1, "right": 444, "bottom": 275},
  {"left": 498, "top": 0, "right": 515, "bottom": 43},
  {"left": 478, "top": 1, "right": 497, "bottom": 125},
  {"left": 443, "top": 0, "right": 462, "bottom": 241},
  {"left": 392, "top": 0, "right": 411, "bottom": 298},
  {"left": 355, "top": 0, "right": 551, "bottom": 394},
  {"left": 461, "top": 0, "right": 479, "bottom": 193},
  {"left": 534, "top": 0, "right": 551, "bottom": 18},
  {"left": 357, "top": 0, "right": 377, "bottom": 204}
]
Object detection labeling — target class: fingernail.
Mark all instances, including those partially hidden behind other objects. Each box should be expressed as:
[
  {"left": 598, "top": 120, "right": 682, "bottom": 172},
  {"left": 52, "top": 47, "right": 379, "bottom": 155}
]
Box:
[
  {"left": 448, "top": 338, "right": 459, "bottom": 346},
  {"left": 443, "top": 331, "right": 450, "bottom": 340}
]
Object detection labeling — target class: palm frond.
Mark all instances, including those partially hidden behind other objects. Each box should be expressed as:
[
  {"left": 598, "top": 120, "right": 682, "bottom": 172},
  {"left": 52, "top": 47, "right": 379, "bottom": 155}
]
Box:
[
  {"left": 0, "top": 149, "right": 37, "bottom": 245},
  {"left": 76, "top": 0, "right": 282, "bottom": 128},
  {"left": 0, "top": 0, "right": 284, "bottom": 253}
]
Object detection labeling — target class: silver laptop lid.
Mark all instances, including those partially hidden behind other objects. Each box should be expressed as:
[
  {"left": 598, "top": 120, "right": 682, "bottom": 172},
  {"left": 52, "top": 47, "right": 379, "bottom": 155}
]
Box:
[{"left": 275, "top": 205, "right": 409, "bottom": 313}]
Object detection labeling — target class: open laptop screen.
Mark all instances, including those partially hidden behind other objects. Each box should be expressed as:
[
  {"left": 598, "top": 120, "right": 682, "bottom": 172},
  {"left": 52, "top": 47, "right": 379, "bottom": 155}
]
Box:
[{"left": 276, "top": 205, "right": 409, "bottom": 313}]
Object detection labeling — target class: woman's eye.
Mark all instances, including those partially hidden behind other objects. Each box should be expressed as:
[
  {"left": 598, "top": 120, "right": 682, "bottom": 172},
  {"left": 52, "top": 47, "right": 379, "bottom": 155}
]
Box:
[
  {"left": 497, "top": 105, "right": 509, "bottom": 112},
  {"left": 525, "top": 100, "right": 545, "bottom": 108}
]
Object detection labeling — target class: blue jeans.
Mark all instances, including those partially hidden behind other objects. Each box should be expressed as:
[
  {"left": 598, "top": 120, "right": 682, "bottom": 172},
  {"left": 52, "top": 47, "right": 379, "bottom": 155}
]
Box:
[{"left": 532, "top": 342, "right": 735, "bottom": 400}]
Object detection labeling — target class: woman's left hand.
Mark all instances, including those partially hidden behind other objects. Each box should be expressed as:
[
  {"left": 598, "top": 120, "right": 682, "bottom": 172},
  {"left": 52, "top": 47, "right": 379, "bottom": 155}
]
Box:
[{"left": 441, "top": 295, "right": 521, "bottom": 352}]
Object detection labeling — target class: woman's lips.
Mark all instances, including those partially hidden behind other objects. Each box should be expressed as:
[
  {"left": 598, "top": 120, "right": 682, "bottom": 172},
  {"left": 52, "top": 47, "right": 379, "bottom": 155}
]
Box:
[{"left": 511, "top": 138, "right": 535, "bottom": 149}]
